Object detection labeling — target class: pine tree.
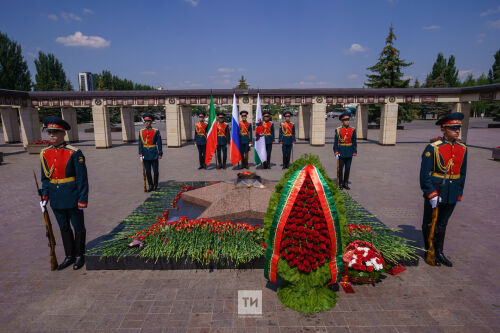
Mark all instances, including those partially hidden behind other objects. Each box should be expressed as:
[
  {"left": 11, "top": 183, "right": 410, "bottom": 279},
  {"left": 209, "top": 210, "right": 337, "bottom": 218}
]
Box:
[
  {"left": 234, "top": 75, "right": 249, "bottom": 89},
  {"left": 0, "top": 31, "right": 31, "bottom": 90},
  {"left": 365, "top": 24, "right": 413, "bottom": 88},
  {"left": 34, "top": 52, "right": 72, "bottom": 91},
  {"left": 462, "top": 74, "right": 475, "bottom": 86},
  {"left": 445, "top": 55, "right": 459, "bottom": 87},
  {"left": 429, "top": 53, "right": 447, "bottom": 83},
  {"left": 490, "top": 49, "right": 500, "bottom": 83},
  {"left": 413, "top": 78, "right": 420, "bottom": 88}
]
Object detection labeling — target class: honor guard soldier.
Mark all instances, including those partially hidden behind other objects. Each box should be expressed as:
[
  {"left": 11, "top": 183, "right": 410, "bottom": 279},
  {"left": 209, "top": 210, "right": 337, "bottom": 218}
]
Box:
[
  {"left": 239, "top": 110, "right": 252, "bottom": 169},
  {"left": 420, "top": 113, "right": 467, "bottom": 267},
  {"left": 334, "top": 112, "right": 357, "bottom": 190},
  {"left": 195, "top": 111, "right": 207, "bottom": 169},
  {"left": 262, "top": 110, "right": 275, "bottom": 169},
  {"left": 40, "top": 117, "right": 89, "bottom": 270},
  {"left": 216, "top": 112, "right": 230, "bottom": 169},
  {"left": 139, "top": 113, "right": 163, "bottom": 191},
  {"left": 279, "top": 111, "right": 295, "bottom": 169}
]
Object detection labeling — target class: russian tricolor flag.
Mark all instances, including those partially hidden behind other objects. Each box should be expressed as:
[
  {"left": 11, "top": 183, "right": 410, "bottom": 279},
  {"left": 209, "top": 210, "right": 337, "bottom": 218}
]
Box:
[{"left": 230, "top": 94, "right": 242, "bottom": 166}]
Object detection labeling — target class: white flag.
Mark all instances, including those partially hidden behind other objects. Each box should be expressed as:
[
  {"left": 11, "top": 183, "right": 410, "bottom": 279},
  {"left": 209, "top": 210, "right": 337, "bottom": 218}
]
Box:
[{"left": 254, "top": 94, "right": 267, "bottom": 165}]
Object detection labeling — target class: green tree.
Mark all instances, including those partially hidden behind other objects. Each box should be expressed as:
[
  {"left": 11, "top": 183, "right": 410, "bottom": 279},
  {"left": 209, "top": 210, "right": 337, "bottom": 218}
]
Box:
[
  {"left": 413, "top": 78, "right": 420, "bottom": 88},
  {"left": 0, "top": 31, "right": 31, "bottom": 90},
  {"left": 34, "top": 52, "right": 72, "bottom": 91},
  {"left": 234, "top": 75, "right": 249, "bottom": 89},
  {"left": 365, "top": 24, "right": 413, "bottom": 123},
  {"left": 490, "top": 49, "right": 500, "bottom": 83},
  {"left": 462, "top": 74, "right": 475, "bottom": 86},
  {"left": 445, "top": 55, "right": 459, "bottom": 87},
  {"left": 93, "top": 70, "right": 154, "bottom": 90}
]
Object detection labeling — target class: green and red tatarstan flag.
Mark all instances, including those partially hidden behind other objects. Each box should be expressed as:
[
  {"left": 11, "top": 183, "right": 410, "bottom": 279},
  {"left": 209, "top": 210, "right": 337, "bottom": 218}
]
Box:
[{"left": 204, "top": 95, "right": 217, "bottom": 166}]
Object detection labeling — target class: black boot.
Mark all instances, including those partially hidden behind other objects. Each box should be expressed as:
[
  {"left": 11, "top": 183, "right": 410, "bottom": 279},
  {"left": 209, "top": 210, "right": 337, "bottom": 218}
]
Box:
[
  {"left": 217, "top": 151, "right": 222, "bottom": 169},
  {"left": 244, "top": 154, "right": 249, "bottom": 169},
  {"left": 343, "top": 169, "right": 351, "bottom": 190},
  {"left": 435, "top": 226, "right": 452, "bottom": 267},
  {"left": 146, "top": 173, "right": 154, "bottom": 192},
  {"left": 222, "top": 154, "right": 227, "bottom": 169},
  {"left": 338, "top": 171, "right": 344, "bottom": 190},
  {"left": 73, "top": 231, "right": 86, "bottom": 270},
  {"left": 57, "top": 231, "right": 75, "bottom": 270},
  {"left": 153, "top": 173, "right": 159, "bottom": 191}
]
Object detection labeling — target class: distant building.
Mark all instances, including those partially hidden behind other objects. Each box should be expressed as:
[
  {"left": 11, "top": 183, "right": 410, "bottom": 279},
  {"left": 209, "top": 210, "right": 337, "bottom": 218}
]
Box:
[{"left": 78, "top": 72, "right": 94, "bottom": 91}]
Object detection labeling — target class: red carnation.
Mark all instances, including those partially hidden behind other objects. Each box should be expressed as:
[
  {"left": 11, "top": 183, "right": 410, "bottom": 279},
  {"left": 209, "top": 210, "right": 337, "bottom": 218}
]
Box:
[{"left": 367, "top": 266, "right": 374, "bottom": 272}]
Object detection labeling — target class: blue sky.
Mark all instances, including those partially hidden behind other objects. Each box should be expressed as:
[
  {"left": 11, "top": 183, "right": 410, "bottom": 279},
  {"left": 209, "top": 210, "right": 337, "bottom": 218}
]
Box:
[{"left": 1, "top": 0, "right": 499, "bottom": 90}]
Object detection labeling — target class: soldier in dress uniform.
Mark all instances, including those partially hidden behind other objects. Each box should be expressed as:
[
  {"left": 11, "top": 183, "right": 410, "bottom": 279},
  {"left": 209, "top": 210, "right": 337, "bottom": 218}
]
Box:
[
  {"left": 194, "top": 111, "right": 207, "bottom": 169},
  {"left": 420, "top": 113, "right": 467, "bottom": 267},
  {"left": 262, "top": 110, "right": 275, "bottom": 169},
  {"left": 216, "top": 112, "right": 230, "bottom": 169},
  {"left": 138, "top": 113, "right": 163, "bottom": 191},
  {"left": 239, "top": 110, "right": 252, "bottom": 169},
  {"left": 39, "top": 117, "right": 89, "bottom": 270},
  {"left": 278, "top": 111, "right": 295, "bottom": 169},
  {"left": 333, "top": 112, "right": 357, "bottom": 190}
]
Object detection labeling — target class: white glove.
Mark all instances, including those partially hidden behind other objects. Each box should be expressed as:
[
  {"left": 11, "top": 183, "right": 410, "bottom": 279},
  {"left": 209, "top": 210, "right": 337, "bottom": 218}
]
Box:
[
  {"left": 40, "top": 200, "right": 47, "bottom": 213},
  {"left": 335, "top": 154, "right": 339, "bottom": 160},
  {"left": 429, "top": 196, "right": 442, "bottom": 209},
  {"left": 139, "top": 156, "right": 144, "bottom": 162},
  {"left": 78, "top": 206, "right": 85, "bottom": 211},
  {"left": 249, "top": 143, "right": 253, "bottom": 147}
]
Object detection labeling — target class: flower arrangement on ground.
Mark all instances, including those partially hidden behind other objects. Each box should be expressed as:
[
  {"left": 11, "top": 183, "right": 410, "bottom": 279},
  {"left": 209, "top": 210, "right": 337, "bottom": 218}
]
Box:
[
  {"left": 343, "top": 240, "right": 386, "bottom": 284},
  {"left": 264, "top": 154, "right": 347, "bottom": 313}
]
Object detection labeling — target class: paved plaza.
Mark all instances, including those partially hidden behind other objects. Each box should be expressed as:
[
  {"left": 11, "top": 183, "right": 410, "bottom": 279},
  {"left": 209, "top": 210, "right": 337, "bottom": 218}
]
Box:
[{"left": 0, "top": 117, "right": 499, "bottom": 332}]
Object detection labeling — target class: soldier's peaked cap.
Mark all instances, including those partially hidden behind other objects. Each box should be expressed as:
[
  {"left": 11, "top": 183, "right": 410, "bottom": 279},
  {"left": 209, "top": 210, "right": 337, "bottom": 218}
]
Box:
[
  {"left": 43, "top": 116, "right": 71, "bottom": 131},
  {"left": 339, "top": 112, "right": 351, "bottom": 120},
  {"left": 436, "top": 112, "right": 464, "bottom": 126},
  {"left": 143, "top": 113, "right": 154, "bottom": 121}
]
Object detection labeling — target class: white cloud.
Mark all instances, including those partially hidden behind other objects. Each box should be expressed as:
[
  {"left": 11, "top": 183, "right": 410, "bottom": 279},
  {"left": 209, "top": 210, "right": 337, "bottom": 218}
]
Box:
[
  {"left": 458, "top": 70, "right": 473, "bottom": 77},
  {"left": 48, "top": 14, "right": 58, "bottom": 21},
  {"left": 56, "top": 31, "right": 110, "bottom": 48},
  {"left": 26, "top": 52, "right": 36, "bottom": 58},
  {"left": 83, "top": 8, "right": 94, "bottom": 15},
  {"left": 344, "top": 43, "right": 367, "bottom": 55},
  {"left": 480, "top": 5, "right": 500, "bottom": 17},
  {"left": 217, "top": 67, "right": 234, "bottom": 73},
  {"left": 304, "top": 75, "right": 317, "bottom": 81},
  {"left": 140, "top": 71, "right": 157, "bottom": 75},
  {"left": 296, "top": 80, "right": 333, "bottom": 87},
  {"left": 422, "top": 25, "right": 440, "bottom": 30},
  {"left": 61, "top": 12, "right": 82, "bottom": 22},
  {"left": 477, "top": 33, "right": 486, "bottom": 44},
  {"left": 237, "top": 68, "right": 247, "bottom": 72},
  {"left": 184, "top": 0, "right": 199, "bottom": 7},
  {"left": 347, "top": 74, "right": 359, "bottom": 79},
  {"left": 487, "top": 19, "right": 500, "bottom": 28}
]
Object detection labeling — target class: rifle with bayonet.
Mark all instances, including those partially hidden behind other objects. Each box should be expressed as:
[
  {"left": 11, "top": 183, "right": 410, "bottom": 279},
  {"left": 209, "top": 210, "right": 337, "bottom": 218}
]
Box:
[
  {"left": 33, "top": 171, "right": 58, "bottom": 271},
  {"left": 142, "top": 160, "right": 147, "bottom": 192},
  {"left": 425, "top": 162, "right": 451, "bottom": 266}
]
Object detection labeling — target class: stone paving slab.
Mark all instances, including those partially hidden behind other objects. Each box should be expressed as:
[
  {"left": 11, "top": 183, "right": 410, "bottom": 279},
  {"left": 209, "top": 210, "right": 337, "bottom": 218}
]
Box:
[{"left": 0, "top": 118, "right": 499, "bottom": 332}]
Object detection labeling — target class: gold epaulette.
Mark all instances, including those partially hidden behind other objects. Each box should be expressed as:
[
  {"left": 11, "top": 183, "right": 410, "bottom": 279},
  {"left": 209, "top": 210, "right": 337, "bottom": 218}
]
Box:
[
  {"left": 430, "top": 140, "right": 443, "bottom": 147},
  {"left": 65, "top": 144, "right": 79, "bottom": 151}
]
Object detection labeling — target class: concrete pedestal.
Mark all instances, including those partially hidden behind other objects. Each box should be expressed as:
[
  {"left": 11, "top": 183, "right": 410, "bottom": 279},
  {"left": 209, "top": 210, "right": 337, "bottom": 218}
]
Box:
[
  {"left": 61, "top": 107, "right": 79, "bottom": 142},
  {"left": 453, "top": 102, "right": 471, "bottom": 143},
  {"left": 379, "top": 103, "right": 398, "bottom": 145},
  {"left": 166, "top": 104, "right": 181, "bottom": 147},
  {"left": 120, "top": 107, "right": 136, "bottom": 142},
  {"left": 298, "top": 105, "right": 311, "bottom": 140},
  {"left": 0, "top": 107, "right": 21, "bottom": 143},
  {"left": 310, "top": 103, "right": 326, "bottom": 145},
  {"left": 356, "top": 104, "right": 369, "bottom": 140},
  {"left": 180, "top": 105, "right": 193, "bottom": 142},
  {"left": 92, "top": 102, "right": 112, "bottom": 148},
  {"left": 19, "top": 106, "right": 41, "bottom": 148}
]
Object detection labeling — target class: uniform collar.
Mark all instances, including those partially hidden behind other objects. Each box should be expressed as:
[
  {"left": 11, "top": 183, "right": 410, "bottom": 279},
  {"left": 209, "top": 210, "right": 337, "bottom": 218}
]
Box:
[{"left": 52, "top": 142, "right": 66, "bottom": 148}]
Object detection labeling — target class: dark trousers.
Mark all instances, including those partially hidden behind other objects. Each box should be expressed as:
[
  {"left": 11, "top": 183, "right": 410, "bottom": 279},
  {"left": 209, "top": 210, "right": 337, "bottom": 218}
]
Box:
[
  {"left": 197, "top": 144, "right": 206, "bottom": 167},
  {"left": 338, "top": 157, "right": 352, "bottom": 186},
  {"left": 265, "top": 143, "right": 272, "bottom": 167},
  {"left": 216, "top": 145, "right": 227, "bottom": 167},
  {"left": 53, "top": 208, "right": 86, "bottom": 233},
  {"left": 422, "top": 199, "right": 456, "bottom": 253},
  {"left": 144, "top": 159, "right": 159, "bottom": 187},
  {"left": 240, "top": 143, "right": 250, "bottom": 168},
  {"left": 282, "top": 144, "right": 292, "bottom": 167}
]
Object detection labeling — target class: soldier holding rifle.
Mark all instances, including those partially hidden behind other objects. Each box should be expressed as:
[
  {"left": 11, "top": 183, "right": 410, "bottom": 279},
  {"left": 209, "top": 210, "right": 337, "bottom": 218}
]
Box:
[
  {"left": 39, "top": 117, "right": 89, "bottom": 270},
  {"left": 420, "top": 113, "right": 467, "bottom": 267}
]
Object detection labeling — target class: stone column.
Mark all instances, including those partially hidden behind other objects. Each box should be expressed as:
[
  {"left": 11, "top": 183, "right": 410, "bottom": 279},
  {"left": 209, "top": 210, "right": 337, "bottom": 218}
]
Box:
[
  {"left": 0, "top": 107, "right": 21, "bottom": 143},
  {"left": 120, "top": 107, "right": 136, "bottom": 142},
  {"left": 166, "top": 103, "right": 181, "bottom": 147},
  {"left": 356, "top": 104, "right": 369, "bottom": 140},
  {"left": 19, "top": 105, "right": 41, "bottom": 148},
  {"left": 379, "top": 103, "right": 398, "bottom": 145},
  {"left": 179, "top": 105, "right": 193, "bottom": 141},
  {"left": 91, "top": 100, "right": 112, "bottom": 148},
  {"left": 310, "top": 101, "right": 326, "bottom": 146},
  {"left": 453, "top": 102, "right": 471, "bottom": 143},
  {"left": 61, "top": 107, "right": 79, "bottom": 143},
  {"left": 298, "top": 105, "right": 311, "bottom": 140},
  {"left": 239, "top": 102, "right": 252, "bottom": 123}
]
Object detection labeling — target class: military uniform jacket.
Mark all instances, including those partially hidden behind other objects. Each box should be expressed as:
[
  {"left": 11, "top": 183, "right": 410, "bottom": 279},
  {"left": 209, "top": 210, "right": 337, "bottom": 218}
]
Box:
[
  {"left": 217, "top": 122, "right": 230, "bottom": 145},
  {"left": 333, "top": 127, "right": 357, "bottom": 158},
  {"left": 239, "top": 121, "right": 253, "bottom": 144},
  {"left": 279, "top": 122, "right": 295, "bottom": 145},
  {"left": 40, "top": 143, "right": 89, "bottom": 210},
  {"left": 195, "top": 122, "right": 207, "bottom": 145},
  {"left": 420, "top": 138, "right": 467, "bottom": 204},
  {"left": 139, "top": 128, "right": 163, "bottom": 160}
]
